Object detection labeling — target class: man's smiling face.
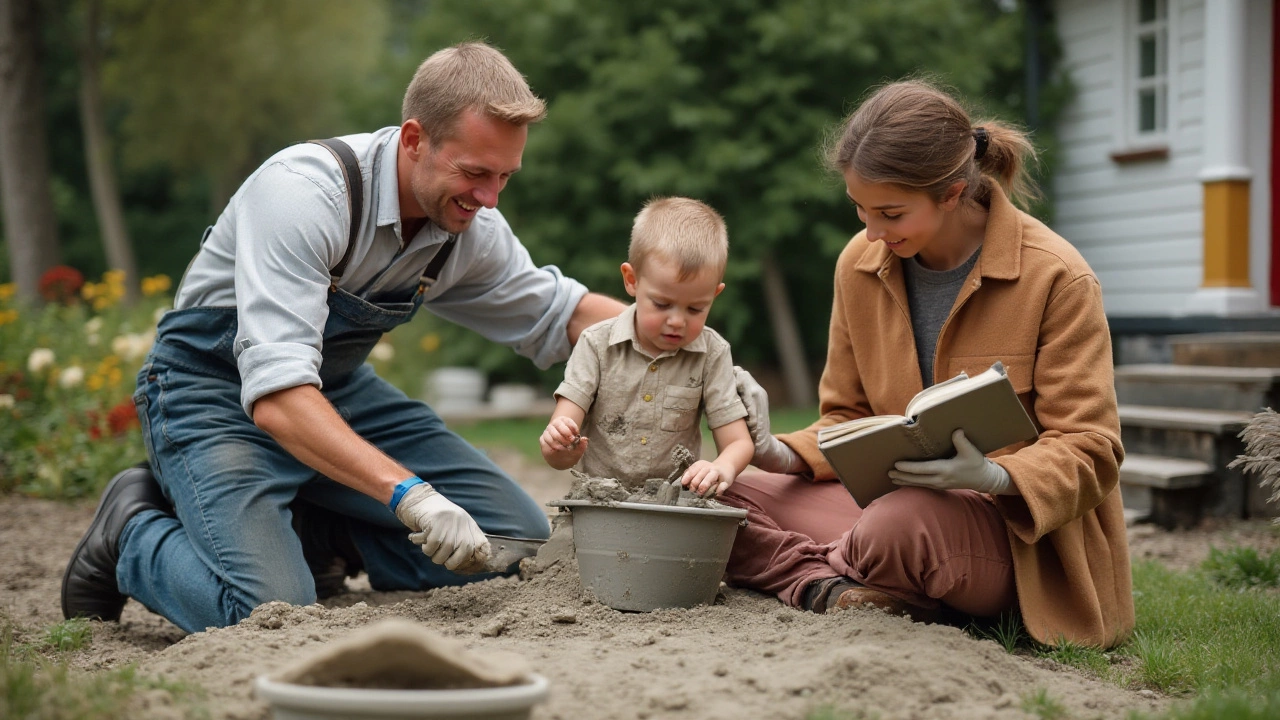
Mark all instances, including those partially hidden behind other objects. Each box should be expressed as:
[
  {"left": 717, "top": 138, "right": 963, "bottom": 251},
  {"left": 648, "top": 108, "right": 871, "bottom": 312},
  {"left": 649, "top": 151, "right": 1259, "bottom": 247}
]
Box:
[{"left": 408, "top": 108, "right": 526, "bottom": 234}]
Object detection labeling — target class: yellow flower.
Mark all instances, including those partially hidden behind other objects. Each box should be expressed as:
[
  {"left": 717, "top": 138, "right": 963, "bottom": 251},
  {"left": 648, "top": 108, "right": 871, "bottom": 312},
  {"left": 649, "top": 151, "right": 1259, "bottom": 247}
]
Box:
[
  {"left": 0, "top": 283, "right": 15, "bottom": 301},
  {"left": 81, "top": 282, "right": 99, "bottom": 301},
  {"left": 0, "top": 309, "right": 18, "bottom": 326},
  {"left": 141, "top": 274, "right": 172, "bottom": 297},
  {"left": 87, "top": 373, "right": 105, "bottom": 392},
  {"left": 103, "top": 269, "right": 126, "bottom": 287},
  {"left": 419, "top": 333, "right": 441, "bottom": 353}
]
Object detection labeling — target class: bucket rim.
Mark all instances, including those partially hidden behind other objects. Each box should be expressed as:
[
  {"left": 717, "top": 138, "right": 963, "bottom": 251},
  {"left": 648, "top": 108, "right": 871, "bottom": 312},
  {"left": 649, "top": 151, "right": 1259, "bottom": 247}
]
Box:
[
  {"left": 549, "top": 498, "right": 747, "bottom": 519},
  {"left": 254, "top": 673, "right": 550, "bottom": 715}
]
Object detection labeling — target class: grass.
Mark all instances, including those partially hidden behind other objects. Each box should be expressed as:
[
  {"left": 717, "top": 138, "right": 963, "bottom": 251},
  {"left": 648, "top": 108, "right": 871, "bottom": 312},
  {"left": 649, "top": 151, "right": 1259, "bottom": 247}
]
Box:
[
  {"left": 450, "top": 405, "right": 821, "bottom": 463},
  {"left": 1021, "top": 688, "right": 1068, "bottom": 719},
  {"left": 965, "top": 547, "right": 1280, "bottom": 719},
  {"left": 1, "top": 618, "right": 207, "bottom": 720}
]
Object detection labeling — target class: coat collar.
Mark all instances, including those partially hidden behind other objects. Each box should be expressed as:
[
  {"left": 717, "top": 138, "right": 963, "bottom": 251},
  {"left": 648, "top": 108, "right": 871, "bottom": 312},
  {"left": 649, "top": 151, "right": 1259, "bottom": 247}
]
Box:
[{"left": 852, "top": 182, "right": 1023, "bottom": 281}]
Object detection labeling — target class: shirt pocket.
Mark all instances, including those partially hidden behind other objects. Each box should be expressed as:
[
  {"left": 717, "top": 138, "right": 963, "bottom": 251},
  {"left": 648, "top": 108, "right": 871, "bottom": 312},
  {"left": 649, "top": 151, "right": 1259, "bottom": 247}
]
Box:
[{"left": 660, "top": 385, "right": 703, "bottom": 432}]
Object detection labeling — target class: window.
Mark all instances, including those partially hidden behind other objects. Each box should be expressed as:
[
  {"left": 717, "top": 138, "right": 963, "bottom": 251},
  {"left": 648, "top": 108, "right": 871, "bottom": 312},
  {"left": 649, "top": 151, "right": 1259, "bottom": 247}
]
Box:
[{"left": 1129, "top": 0, "right": 1169, "bottom": 141}]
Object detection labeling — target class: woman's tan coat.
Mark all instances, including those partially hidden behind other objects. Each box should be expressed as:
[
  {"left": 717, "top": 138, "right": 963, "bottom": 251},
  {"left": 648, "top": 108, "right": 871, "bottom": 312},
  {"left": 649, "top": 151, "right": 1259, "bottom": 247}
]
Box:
[{"left": 779, "top": 185, "right": 1134, "bottom": 648}]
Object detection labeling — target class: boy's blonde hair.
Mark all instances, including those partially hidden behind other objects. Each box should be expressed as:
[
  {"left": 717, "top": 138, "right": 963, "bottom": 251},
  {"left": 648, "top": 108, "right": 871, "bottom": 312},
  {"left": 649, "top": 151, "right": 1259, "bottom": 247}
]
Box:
[
  {"left": 628, "top": 197, "right": 728, "bottom": 280},
  {"left": 401, "top": 41, "right": 547, "bottom": 144}
]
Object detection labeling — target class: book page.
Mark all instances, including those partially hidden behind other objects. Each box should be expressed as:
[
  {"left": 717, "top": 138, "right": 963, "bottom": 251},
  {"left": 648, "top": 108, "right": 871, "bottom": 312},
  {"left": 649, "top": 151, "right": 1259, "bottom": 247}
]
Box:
[
  {"left": 817, "top": 415, "right": 904, "bottom": 444},
  {"left": 904, "top": 362, "right": 1005, "bottom": 418}
]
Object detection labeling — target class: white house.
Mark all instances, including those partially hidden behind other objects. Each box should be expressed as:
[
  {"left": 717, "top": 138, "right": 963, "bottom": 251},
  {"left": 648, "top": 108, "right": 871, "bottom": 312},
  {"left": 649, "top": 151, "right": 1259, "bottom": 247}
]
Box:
[{"left": 1049, "top": 0, "right": 1277, "bottom": 329}]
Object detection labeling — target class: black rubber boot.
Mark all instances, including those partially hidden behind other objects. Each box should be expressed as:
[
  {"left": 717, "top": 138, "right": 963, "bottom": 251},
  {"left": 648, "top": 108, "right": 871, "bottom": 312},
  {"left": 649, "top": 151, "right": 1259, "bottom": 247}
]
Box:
[
  {"left": 290, "top": 499, "right": 364, "bottom": 599},
  {"left": 62, "top": 464, "right": 170, "bottom": 621}
]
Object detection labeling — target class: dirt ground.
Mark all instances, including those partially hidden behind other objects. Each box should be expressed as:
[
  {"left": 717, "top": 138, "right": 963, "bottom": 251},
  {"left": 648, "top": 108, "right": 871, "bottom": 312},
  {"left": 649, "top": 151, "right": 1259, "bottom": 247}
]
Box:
[{"left": 3, "top": 448, "right": 1278, "bottom": 720}]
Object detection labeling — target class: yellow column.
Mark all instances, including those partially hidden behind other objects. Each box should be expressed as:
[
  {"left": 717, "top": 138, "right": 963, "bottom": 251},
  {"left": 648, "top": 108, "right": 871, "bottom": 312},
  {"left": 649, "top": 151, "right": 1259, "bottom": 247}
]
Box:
[{"left": 1201, "top": 179, "right": 1251, "bottom": 287}]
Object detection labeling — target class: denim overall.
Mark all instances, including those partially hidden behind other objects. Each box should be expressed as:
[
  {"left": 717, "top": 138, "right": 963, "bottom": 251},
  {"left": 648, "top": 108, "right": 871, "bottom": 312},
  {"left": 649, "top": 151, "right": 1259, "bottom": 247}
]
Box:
[{"left": 119, "top": 264, "right": 549, "bottom": 633}]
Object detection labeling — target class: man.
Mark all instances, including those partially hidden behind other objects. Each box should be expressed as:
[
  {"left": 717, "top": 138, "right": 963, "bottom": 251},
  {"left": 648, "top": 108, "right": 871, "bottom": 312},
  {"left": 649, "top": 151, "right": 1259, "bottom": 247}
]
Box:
[{"left": 61, "top": 42, "right": 625, "bottom": 633}]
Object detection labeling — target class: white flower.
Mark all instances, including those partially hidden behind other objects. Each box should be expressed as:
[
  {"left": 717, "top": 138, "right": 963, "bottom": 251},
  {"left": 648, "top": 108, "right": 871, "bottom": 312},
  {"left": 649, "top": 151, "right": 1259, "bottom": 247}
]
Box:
[
  {"left": 370, "top": 341, "right": 395, "bottom": 363},
  {"left": 59, "top": 365, "right": 85, "bottom": 388},
  {"left": 85, "top": 317, "right": 104, "bottom": 334},
  {"left": 111, "top": 332, "right": 153, "bottom": 361},
  {"left": 27, "top": 348, "right": 55, "bottom": 373},
  {"left": 0, "top": 394, "right": 14, "bottom": 409},
  {"left": 87, "top": 333, "right": 101, "bottom": 346}
]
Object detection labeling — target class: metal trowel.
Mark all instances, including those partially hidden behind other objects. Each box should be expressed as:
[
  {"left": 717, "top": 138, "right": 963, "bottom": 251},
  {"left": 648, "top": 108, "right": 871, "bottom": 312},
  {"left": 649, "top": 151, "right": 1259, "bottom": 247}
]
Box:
[{"left": 480, "top": 533, "right": 547, "bottom": 573}]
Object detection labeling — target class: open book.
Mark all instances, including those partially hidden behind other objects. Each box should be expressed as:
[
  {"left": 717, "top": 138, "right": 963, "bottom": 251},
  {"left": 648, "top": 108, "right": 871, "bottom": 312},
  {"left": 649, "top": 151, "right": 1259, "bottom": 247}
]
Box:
[{"left": 817, "top": 362, "right": 1039, "bottom": 507}]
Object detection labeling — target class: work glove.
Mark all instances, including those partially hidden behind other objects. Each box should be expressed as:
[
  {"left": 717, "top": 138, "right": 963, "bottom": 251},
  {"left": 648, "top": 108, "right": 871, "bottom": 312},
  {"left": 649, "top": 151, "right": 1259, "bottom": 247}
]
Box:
[
  {"left": 734, "top": 366, "right": 808, "bottom": 475},
  {"left": 393, "top": 483, "right": 492, "bottom": 572},
  {"left": 888, "top": 430, "right": 1015, "bottom": 495}
]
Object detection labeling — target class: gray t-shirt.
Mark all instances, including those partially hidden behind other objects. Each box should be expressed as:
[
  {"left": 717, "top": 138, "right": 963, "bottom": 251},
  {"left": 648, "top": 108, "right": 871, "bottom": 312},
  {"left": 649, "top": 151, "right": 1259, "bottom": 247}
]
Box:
[{"left": 902, "top": 248, "right": 981, "bottom": 387}]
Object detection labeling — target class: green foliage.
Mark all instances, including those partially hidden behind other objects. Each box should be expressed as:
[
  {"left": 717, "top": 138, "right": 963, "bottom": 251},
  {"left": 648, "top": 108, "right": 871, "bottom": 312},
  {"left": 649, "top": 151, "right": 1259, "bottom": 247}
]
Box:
[
  {"left": 43, "top": 619, "right": 92, "bottom": 653},
  {"left": 1200, "top": 546, "right": 1280, "bottom": 591},
  {"left": 102, "top": 0, "right": 390, "bottom": 205},
  {"left": 0, "top": 274, "right": 163, "bottom": 497},
  {"left": 1020, "top": 688, "right": 1067, "bottom": 720},
  {"left": 1135, "top": 685, "right": 1280, "bottom": 720},
  {"left": 966, "top": 609, "right": 1027, "bottom": 654},
  {"left": 1127, "top": 560, "right": 1280, "bottom": 694},
  {"left": 2, "top": 619, "right": 206, "bottom": 720},
  {"left": 804, "top": 705, "right": 876, "bottom": 720},
  {"left": 402, "top": 0, "right": 1068, "bottom": 381}
]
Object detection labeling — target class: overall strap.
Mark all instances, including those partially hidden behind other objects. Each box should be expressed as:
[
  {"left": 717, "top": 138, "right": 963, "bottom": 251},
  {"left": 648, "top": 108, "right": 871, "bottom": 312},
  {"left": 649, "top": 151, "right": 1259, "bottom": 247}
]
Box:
[
  {"left": 308, "top": 138, "right": 363, "bottom": 289},
  {"left": 418, "top": 234, "right": 458, "bottom": 295}
]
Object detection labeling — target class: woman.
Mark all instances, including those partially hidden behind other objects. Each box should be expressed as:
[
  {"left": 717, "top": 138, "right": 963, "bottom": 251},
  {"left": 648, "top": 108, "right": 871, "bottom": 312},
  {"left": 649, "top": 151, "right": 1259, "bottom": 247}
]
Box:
[{"left": 723, "top": 79, "right": 1132, "bottom": 648}]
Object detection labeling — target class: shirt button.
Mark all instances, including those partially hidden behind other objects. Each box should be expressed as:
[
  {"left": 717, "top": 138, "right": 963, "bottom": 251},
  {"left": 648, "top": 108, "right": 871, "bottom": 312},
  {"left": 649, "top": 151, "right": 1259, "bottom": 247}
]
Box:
[
  {"left": 649, "top": 364, "right": 657, "bottom": 372},
  {"left": 643, "top": 394, "right": 653, "bottom": 402},
  {"left": 640, "top": 437, "right": 647, "bottom": 445}
]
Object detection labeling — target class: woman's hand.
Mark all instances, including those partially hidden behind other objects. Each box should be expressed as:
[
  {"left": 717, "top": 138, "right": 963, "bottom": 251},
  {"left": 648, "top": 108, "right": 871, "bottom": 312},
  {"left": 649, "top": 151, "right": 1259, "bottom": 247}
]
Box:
[
  {"left": 540, "top": 416, "right": 587, "bottom": 470},
  {"left": 734, "top": 366, "right": 808, "bottom": 474},
  {"left": 889, "top": 430, "right": 1014, "bottom": 494}
]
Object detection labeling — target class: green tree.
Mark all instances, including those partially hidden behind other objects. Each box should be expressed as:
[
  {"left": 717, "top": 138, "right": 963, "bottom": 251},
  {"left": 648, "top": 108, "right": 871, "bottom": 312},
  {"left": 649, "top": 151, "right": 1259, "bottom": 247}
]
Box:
[
  {"left": 103, "top": 0, "right": 390, "bottom": 213},
  {"left": 405, "top": 0, "right": 1060, "bottom": 404}
]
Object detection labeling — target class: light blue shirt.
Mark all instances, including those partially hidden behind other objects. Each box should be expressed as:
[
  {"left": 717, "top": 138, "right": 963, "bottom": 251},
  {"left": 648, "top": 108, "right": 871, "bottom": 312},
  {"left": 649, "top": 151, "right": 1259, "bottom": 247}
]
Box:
[{"left": 174, "top": 127, "right": 588, "bottom": 414}]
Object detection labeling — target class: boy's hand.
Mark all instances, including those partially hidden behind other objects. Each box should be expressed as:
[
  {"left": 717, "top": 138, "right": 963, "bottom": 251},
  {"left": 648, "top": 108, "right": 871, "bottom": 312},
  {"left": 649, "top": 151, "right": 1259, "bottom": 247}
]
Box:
[
  {"left": 540, "top": 416, "right": 587, "bottom": 469},
  {"left": 681, "top": 459, "right": 735, "bottom": 498}
]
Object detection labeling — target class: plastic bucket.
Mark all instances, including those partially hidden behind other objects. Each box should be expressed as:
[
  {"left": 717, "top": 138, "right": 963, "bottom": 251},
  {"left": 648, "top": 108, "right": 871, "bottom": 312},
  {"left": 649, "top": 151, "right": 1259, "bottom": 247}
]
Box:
[
  {"left": 556, "top": 499, "right": 747, "bottom": 612},
  {"left": 254, "top": 673, "right": 550, "bottom": 720}
]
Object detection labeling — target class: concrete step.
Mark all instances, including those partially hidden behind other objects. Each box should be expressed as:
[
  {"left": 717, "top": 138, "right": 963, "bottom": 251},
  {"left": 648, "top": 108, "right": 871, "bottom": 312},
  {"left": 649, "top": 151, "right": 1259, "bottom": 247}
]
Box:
[
  {"left": 1119, "top": 453, "right": 1215, "bottom": 488},
  {"left": 1118, "top": 405, "right": 1252, "bottom": 434},
  {"left": 1115, "top": 364, "right": 1280, "bottom": 412},
  {"left": 1117, "top": 405, "right": 1252, "bottom": 523},
  {"left": 1118, "top": 453, "right": 1215, "bottom": 530},
  {"left": 1171, "top": 332, "right": 1280, "bottom": 368}
]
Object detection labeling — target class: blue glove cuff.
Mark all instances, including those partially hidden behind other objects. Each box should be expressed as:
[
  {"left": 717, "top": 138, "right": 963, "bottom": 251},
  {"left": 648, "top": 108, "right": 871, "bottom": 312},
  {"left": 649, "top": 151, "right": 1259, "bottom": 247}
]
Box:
[{"left": 388, "top": 476, "right": 425, "bottom": 510}]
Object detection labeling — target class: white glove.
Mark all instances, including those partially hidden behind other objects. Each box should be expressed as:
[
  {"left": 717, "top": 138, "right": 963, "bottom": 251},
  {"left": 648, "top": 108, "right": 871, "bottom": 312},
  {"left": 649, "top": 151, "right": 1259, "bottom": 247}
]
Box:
[
  {"left": 888, "top": 430, "right": 1014, "bottom": 494},
  {"left": 393, "top": 483, "right": 492, "bottom": 572},
  {"left": 734, "top": 366, "right": 807, "bottom": 475}
]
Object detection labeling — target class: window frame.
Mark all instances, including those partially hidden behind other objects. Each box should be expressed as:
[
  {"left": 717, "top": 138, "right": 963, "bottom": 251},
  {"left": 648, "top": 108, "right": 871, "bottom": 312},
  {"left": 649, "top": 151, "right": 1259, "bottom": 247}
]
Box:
[{"left": 1118, "top": 0, "right": 1175, "bottom": 154}]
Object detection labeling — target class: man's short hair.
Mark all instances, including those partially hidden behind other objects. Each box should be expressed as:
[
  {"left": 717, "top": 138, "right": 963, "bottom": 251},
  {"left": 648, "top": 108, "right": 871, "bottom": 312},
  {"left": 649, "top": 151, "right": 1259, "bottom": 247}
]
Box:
[
  {"left": 401, "top": 41, "right": 547, "bottom": 144},
  {"left": 628, "top": 197, "right": 729, "bottom": 280}
]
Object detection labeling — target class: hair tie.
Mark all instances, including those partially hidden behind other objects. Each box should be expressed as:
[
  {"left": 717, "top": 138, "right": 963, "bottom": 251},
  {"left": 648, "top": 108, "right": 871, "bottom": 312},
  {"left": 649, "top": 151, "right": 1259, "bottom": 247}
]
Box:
[{"left": 972, "top": 127, "right": 989, "bottom": 161}]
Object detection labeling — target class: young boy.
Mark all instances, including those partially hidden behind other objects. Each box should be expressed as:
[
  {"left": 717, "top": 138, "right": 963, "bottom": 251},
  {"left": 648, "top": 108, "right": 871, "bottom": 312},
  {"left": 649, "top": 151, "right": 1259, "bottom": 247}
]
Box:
[{"left": 539, "top": 197, "right": 754, "bottom": 498}]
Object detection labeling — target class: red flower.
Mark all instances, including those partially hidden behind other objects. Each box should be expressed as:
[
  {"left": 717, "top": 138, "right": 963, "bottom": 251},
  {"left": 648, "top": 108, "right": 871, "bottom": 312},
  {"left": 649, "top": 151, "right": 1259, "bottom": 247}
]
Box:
[
  {"left": 106, "top": 400, "right": 139, "bottom": 436},
  {"left": 38, "top": 265, "right": 85, "bottom": 304}
]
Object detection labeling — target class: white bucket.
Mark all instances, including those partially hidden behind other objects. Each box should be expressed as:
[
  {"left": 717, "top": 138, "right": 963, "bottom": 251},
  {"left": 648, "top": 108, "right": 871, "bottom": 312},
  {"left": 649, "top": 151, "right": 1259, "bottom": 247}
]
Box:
[
  {"left": 255, "top": 673, "right": 550, "bottom": 720},
  {"left": 424, "top": 367, "right": 487, "bottom": 413}
]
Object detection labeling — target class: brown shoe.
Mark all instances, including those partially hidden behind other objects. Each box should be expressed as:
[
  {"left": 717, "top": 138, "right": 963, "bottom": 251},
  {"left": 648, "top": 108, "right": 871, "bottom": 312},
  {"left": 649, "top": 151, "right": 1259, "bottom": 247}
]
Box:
[{"left": 833, "top": 587, "right": 938, "bottom": 623}]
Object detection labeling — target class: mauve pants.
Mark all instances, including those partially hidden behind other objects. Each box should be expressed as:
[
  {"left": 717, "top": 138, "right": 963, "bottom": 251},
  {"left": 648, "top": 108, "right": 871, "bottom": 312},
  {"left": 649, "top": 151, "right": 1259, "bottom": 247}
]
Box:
[{"left": 719, "top": 472, "right": 1017, "bottom": 616}]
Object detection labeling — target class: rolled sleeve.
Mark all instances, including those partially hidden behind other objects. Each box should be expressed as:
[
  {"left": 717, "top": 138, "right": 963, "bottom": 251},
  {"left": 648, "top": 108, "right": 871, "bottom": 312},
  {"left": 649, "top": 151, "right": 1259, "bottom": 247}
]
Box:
[
  {"left": 231, "top": 161, "right": 346, "bottom": 416},
  {"left": 425, "top": 211, "right": 589, "bottom": 369},
  {"left": 701, "top": 336, "right": 748, "bottom": 429},
  {"left": 554, "top": 328, "right": 604, "bottom": 413}
]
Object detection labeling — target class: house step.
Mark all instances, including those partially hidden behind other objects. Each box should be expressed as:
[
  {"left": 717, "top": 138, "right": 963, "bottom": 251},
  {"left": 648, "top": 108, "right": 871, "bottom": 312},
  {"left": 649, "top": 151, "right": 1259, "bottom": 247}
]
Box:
[
  {"left": 1118, "top": 405, "right": 1252, "bottom": 434},
  {"left": 1170, "top": 332, "right": 1280, "bottom": 368},
  {"left": 1118, "top": 453, "right": 1216, "bottom": 530},
  {"left": 1114, "top": 364, "right": 1280, "bottom": 412},
  {"left": 1119, "top": 453, "right": 1215, "bottom": 488}
]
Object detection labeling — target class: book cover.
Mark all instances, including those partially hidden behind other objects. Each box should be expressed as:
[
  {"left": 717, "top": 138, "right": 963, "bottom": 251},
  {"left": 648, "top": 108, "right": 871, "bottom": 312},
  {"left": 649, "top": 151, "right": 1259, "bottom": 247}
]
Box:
[{"left": 817, "top": 363, "right": 1039, "bottom": 507}]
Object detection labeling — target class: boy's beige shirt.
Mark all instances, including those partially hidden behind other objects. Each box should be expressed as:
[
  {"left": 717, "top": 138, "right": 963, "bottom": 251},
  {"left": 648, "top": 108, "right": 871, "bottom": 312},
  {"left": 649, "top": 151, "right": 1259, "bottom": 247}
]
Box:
[{"left": 555, "top": 304, "right": 747, "bottom": 487}]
